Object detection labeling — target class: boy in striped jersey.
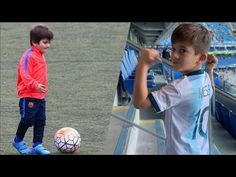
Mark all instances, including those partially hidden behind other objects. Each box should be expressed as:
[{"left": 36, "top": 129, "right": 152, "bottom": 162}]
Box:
[{"left": 133, "top": 23, "right": 217, "bottom": 154}]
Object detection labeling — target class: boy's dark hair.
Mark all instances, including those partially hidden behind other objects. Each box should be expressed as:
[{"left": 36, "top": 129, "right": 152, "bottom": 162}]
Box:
[
  {"left": 30, "top": 24, "right": 54, "bottom": 46},
  {"left": 171, "top": 23, "right": 212, "bottom": 55}
]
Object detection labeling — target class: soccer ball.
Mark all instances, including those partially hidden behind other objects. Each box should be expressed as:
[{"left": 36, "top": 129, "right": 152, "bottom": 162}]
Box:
[{"left": 54, "top": 127, "right": 81, "bottom": 153}]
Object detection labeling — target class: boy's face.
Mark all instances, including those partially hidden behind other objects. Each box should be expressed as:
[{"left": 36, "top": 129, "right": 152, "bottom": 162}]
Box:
[
  {"left": 171, "top": 42, "right": 205, "bottom": 75},
  {"left": 33, "top": 38, "right": 51, "bottom": 54}
]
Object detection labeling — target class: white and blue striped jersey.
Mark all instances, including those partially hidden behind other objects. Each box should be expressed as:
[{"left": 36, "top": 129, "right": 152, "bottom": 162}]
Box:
[{"left": 148, "top": 70, "right": 213, "bottom": 155}]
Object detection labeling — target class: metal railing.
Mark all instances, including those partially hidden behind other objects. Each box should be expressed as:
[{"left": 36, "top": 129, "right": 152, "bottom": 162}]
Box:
[{"left": 111, "top": 112, "right": 166, "bottom": 140}]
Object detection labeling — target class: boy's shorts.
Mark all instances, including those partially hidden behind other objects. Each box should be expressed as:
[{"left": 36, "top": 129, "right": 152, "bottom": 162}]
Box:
[{"left": 19, "top": 97, "right": 46, "bottom": 126}]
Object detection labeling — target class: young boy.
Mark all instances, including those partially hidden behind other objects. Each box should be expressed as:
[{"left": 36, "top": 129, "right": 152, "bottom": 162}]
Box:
[
  {"left": 12, "top": 24, "right": 54, "bottom": 155},
  {"left": 133, "top": 23, "right": 218, "bottom": 154}
]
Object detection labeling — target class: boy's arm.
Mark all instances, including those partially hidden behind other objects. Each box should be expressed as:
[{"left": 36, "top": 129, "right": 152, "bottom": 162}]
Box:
[
  {"left": 133, "top": 60, "right": 152, "bottom": 109},
  {"left": 19, "top": 57, "right": 38, "bottom": 90},
  {"left": 19, "top": 56, "right": 45, "bottom": 93},
  {"left": 206, "top": 54, "right": 218, "bottom": 90},
  {"left": 133, "top": 48, "right": 161, "bottom": 109}
]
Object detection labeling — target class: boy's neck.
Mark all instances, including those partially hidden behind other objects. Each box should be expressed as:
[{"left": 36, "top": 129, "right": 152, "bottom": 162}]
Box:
[
  {"left": 181, "top": 65, "right": 202, "bottom": 76},
  {"left": 184, "top": 69, "right": 204, "bottom": 76},
  {"left": 31, "top": 46, "right": 44, "bottom": 55}
]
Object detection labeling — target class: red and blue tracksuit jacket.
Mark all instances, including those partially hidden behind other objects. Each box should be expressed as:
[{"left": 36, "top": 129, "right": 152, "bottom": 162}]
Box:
[{"left": 17, "top": 46, "right": 48, "bottom": 99}]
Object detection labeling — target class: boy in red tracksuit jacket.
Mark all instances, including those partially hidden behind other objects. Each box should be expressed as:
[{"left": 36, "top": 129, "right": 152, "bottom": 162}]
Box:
[{"left": 12, "top": 24, "right": 54, "bottom": 155}]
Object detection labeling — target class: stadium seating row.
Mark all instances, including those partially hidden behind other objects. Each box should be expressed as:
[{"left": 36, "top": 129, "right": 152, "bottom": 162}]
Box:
[
  {"left": 158, "top": 23, "right": 236, "bottom": 48},
  {"left": 215, "top": 100, "right": 236, "bottom": 139},
  {"left": 216, "top": 55, "right": 236, "bottom": 68}
]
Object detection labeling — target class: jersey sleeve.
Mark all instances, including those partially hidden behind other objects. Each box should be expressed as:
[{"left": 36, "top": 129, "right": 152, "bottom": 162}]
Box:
[
  {"left": 148, "top": 82, "right": 182, "bottom": 113},
  {"left": 19, "top": 54, "right": 39, "bottom": 90}
]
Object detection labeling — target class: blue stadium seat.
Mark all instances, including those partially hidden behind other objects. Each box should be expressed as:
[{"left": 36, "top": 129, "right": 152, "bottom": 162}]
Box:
[
  {"left": 120, "top": 47, "right": 157, "bottom": 95},
  {"left": 215, "top": 100, "right": 236, "bottom": 139},
  {"left": 120, "top": 62, "right": 135, "bottom": 94},
  {"left": 215, "top": 100, "right": 221, "bottom": 121},
  {"left": 217, "top": 55, "right": 236, "bottom": 68},
  {"left": 126, "top": 48, "right": 155, "bottom": 80},
  {"left": 206, "top": 23, "right": 236, "bottom": 45},
  {"left": 229, "top": 111, "right": 236, "bottom": 138},
  {"left": 127, "top": 48, "right": 138, "bottom": 67},
  {"left": 162, "top": 64, "right": 182, "bottom": 82},
  {"left": 213, "top": 72, "right": 219, "bottom": 86},
  {"left": 220, "top": 105, "right": 230, "bottom": 132},
  {"left": 215, "top": 100, "right": 223, "bottom": 123},
  {"left": 173, "top": 71, "right": 182, "bottom": 79},
  {"left": 163, "top": 65, "right": 172, "bottom": 83}
]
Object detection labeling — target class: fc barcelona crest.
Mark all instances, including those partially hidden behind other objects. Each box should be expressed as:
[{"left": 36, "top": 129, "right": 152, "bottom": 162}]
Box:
[{"left": 28, "top": 102, "right": 34, "bottom": 108}]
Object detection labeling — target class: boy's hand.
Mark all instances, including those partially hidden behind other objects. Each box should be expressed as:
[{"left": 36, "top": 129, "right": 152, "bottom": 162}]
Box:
[
  {"left": 206, "top": 54, "right": 218, "bottom": 71},
  {"left": 139, "top": 48, "right": 162, "bottom": 65},
  {"left": 37, "top": 84, "right": 46, "bottom": 93}
]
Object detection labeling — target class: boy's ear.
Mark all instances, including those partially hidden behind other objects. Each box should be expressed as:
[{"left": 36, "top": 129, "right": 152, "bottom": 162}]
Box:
[
  {"left": 32, "top": 41, "right": 38, "bottom": 46},
  {"left": 199, "top": 53, "right": 207, "bottom": 63}
]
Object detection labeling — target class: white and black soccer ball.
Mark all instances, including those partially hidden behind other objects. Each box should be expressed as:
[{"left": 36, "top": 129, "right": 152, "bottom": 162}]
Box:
[{"left": 54, "top": 127, "right": 81, "bottom": 153}]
